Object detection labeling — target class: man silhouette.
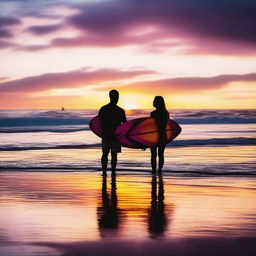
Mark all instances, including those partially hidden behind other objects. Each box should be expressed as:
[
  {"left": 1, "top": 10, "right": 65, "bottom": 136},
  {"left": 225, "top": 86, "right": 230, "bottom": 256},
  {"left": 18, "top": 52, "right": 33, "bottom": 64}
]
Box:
[{"left": 99, "top": 90, "right": 126, "bottom": 174}]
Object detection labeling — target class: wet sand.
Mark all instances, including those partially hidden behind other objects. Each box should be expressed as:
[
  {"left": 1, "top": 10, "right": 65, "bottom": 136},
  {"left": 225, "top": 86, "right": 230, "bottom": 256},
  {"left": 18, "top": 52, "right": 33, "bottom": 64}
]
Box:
[{"left": 0, "top": 170, "right": 256, "bottom": 255}]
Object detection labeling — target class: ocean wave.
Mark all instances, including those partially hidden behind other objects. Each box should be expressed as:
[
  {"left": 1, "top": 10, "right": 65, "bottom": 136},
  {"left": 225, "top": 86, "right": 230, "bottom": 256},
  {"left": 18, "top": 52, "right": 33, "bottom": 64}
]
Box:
[
  {"left": 175, "top": 116, "right": 256, "bottom": 124},
  {"left": 0, "top": 109, "right": 255, "bottom": 128},
  {"left": 0, "top": 116, "right": 255, "bottom": 130},
  {"left": 0, "top": 143, "right": 102, "bottom": 151},
  {"left": 0, "top": 166, "right": 255, "bottom": 177},
  {"left": 0, "top": 137, "right": 255, "bottom": 151},
  {"left": 0, "top": 117, "right": 90, "bottom": 127},
  {"left": 0, "top": 126, "right": 89, "bottom": 133},
  {"left": 169, "top": 137, "right": 256, "bottom": 146}
]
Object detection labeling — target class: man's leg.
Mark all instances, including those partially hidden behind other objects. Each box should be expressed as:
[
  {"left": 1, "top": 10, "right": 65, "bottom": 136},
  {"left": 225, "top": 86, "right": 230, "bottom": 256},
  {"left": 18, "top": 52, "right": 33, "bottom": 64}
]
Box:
[
  {"left": 101, "top": 139, "right": 110, "bottom": 174},
  {"left": 110, "top": 140, "right": 121, "bottom": 172},
  {"left": 111, "top": 152, "right": 117, "bottom": 171},
  {"left": 101, "top": 152, "right": 108, "bottom": 172}
]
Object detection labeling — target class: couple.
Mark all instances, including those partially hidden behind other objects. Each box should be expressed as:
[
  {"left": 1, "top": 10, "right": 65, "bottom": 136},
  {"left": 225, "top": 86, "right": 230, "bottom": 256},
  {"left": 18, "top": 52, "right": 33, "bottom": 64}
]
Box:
[{"left": 99, "top": 89, "right": 169, "bottom": 174}]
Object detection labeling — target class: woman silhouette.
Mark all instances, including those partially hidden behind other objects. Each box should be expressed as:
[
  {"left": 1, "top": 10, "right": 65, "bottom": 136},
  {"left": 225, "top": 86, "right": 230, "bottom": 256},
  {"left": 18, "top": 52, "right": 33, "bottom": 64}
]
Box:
[{"left": 150, "top": 96, "right": 169, "bottom": 173}]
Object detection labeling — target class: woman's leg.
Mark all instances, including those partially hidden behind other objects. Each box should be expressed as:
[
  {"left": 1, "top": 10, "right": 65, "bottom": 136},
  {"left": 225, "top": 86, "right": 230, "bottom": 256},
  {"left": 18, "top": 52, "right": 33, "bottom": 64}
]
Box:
[
  {"left": 158, "top": 145, "right": 166, "bottom": 172},
  {"left": 150, "top": 147, "right": 157, "bottom": 173}
]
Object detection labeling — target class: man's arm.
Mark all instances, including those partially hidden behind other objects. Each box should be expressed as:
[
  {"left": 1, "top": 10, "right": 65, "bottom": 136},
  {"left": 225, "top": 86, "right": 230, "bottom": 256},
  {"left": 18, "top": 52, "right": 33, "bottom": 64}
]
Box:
[
  {"left": 98, "top": 107, "right": 104, "bottom": 121},
  {"left": 122, "top": 109, "right": 127, "bottom": 122}
]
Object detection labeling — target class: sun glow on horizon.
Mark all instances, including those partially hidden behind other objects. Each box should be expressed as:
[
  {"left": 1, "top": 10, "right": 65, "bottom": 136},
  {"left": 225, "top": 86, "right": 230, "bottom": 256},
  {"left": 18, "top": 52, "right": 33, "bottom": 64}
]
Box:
[{"left": 123, "top": 102, "right": 139, "bottom": 110}]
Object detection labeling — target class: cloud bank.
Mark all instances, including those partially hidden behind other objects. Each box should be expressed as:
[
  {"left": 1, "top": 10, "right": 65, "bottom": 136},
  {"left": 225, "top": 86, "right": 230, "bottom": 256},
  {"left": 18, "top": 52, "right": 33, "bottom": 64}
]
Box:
[
  {"left": 0, "top": 67, "right": 255, "bottom": 95},
  {"left": 120, "top": 73, "right": 256, "bottom": 94},
  {"left": 0, "top": 68, "right": 154, "bottom": 93},
  {"left": 1, "top": 0, "right": 256, "bottom": 55}
]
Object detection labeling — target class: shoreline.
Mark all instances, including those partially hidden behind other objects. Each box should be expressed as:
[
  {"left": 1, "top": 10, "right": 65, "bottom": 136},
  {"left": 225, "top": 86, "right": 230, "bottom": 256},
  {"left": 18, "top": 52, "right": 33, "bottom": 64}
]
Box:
[
  {"left": 1, "top": 237, "right": 256, "bottom": 256},
  {"left": 1, "top": 167, "right": 256, "bottom": 178}
]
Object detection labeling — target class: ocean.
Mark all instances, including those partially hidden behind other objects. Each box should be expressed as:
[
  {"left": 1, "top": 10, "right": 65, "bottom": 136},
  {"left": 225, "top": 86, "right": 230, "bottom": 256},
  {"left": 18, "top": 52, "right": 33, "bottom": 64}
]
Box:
[
  {"left": 0, "top": 109, "right": 255, "bottom": 175},
  {"left": 0, "top": 109, "right": 256, "bottom": 256}
]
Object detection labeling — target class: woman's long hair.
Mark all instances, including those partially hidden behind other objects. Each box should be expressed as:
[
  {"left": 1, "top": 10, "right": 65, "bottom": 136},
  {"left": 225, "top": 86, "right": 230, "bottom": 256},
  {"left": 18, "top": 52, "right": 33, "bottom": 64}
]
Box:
[{"left": 153, "top": 96, "right": 167, "bottom": 111}]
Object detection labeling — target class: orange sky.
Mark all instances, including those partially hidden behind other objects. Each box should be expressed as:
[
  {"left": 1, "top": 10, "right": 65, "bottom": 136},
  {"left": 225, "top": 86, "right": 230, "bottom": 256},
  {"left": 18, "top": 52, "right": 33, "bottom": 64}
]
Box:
[{"left": 0, "top": 0, "right": 255, "bottom": 109}]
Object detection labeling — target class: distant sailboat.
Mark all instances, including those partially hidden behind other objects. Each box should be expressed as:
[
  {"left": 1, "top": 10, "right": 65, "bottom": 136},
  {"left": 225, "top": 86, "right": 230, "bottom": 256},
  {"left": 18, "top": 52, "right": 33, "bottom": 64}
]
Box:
[{"left": 61, "top": 107, "right": 65, "bottom": 111}]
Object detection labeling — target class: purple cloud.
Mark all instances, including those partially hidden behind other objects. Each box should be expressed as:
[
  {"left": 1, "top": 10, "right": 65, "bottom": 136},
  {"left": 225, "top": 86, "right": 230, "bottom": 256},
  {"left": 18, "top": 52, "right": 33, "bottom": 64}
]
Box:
[
  {"left": 0, "top": 17, "right": 21, "bottom": 27},
  {"left": 0, "top": 40, "right": 15, "bottom": 48},
  {"left": 67, "top": 0, "right": 256, "bottom": 43},
  {"left": 23, "top": 0, "right": 255, "bottom": 55},
  {"left": 26, "top": 24, "right": 63, "bottom": 35},
  {"left": 1, "top": 67, "right": 255, "bottom": 95},
  {"left": 1, "top": 1, "right": 256, "bottom": 55},
  {"left": 0, "top": 68, "right": 155, "bottom": 93},
  {"left": 50, "top": 30, "right": 165, "bottom": 48},
  {"left": 68, "top": 0, "right": 256, "bottom": 43},
  {"left": 118, "top": 73, "right": 256, "bottom": 94},
  {"left": 0, "top": 29, "right": 13, "bottom": 38}
]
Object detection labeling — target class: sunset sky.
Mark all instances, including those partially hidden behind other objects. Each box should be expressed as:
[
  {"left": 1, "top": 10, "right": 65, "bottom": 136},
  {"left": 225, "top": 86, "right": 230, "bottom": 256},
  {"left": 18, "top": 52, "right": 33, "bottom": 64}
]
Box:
[{"left": 0, "top": 0, "right": 255, "bottom": 109}]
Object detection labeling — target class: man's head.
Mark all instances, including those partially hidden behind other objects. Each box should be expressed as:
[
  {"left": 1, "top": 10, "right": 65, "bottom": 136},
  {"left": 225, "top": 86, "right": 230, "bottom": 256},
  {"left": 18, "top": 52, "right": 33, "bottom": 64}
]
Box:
[{"left": 109, "top": 89, "right": 119, "bottom": 104}]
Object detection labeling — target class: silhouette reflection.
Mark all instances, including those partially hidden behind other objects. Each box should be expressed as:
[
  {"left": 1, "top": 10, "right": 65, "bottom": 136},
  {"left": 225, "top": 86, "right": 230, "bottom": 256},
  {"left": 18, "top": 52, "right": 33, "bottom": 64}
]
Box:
[
  {"left": 97, "top": 172, "right": 123, "bottom": 237},
  {"left": 148, "top": 172, "right": 168, "bottom": 238}
]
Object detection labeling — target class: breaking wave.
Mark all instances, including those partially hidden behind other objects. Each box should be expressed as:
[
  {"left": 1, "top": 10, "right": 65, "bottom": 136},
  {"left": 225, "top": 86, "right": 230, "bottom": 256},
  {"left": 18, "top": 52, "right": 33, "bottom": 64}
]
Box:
[{"left": 0, "top": 137, "right": 255, "bottom": 151}]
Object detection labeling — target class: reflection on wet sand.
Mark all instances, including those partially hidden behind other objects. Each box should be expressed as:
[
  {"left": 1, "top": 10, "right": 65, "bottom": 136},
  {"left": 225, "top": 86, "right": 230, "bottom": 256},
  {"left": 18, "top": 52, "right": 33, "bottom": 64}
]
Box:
[
  {"left": 97, "top": 172, "right": 124, "bottom": 237},
  {"left": 148, "top": 173, "right": 168, "bottom": 238},
  {"left": 97, "top": 171, "right": 173, "bottom": 239}
]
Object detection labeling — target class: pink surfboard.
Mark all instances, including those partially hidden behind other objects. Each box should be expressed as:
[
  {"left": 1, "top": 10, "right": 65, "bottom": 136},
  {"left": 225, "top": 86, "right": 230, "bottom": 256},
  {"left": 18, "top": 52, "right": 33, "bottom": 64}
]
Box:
[
  {"left": 115, "top": 117, "right": 181, "bottom": 148},
  {"left": 89, "top": 116, "right": 103, "bottom": 137},
  {"left": 89, "top": 116, "right": 182, "bottom": 148}
]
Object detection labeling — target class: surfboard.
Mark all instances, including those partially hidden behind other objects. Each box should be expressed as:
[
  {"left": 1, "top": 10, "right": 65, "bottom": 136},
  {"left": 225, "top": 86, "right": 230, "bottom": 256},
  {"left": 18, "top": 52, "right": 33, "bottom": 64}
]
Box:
[
  {"left": 89, "top": 116, "right": 182, "bottom": 148},
  {"left": 115, "top": 117, "right": 181, "bottom": 148},
  {"left": 89, "top": 116, "right": 103, "bottom": 138}
]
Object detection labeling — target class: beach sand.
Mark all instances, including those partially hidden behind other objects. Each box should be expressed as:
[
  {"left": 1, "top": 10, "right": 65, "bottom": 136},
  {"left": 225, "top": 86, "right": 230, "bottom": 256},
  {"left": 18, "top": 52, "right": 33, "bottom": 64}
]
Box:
[{"left": 0, "top": 168, "right": 256, "bottom": 256}]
